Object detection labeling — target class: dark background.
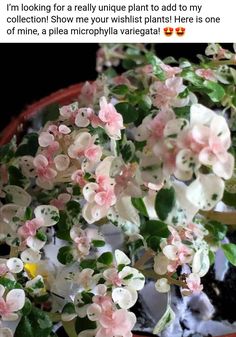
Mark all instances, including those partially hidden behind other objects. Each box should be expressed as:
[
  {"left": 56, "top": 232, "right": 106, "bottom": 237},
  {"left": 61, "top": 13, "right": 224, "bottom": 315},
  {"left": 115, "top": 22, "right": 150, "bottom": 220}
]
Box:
[{"left": 0, "top": 43, "right": 232, "bottom": 132}]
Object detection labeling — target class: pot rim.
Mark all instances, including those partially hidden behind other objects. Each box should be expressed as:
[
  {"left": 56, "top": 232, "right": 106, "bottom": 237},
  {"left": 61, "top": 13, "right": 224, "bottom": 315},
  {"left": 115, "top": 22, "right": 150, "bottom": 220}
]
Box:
[{"left": 0, "top": 82, "right": 83, "bottom": 146}]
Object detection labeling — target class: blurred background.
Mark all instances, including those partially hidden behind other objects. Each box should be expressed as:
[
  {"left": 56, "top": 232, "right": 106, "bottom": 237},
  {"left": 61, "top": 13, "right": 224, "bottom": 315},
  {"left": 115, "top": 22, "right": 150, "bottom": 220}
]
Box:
[{"left": 0, "top": 43, "right": 232, "bottom": 131}]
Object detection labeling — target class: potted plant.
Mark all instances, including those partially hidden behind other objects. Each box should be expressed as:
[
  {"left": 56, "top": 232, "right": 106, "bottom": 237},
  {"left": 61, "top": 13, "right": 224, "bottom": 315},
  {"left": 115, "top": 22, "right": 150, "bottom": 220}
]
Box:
[{"left": 0, "top": 43, "right": 236, "bottom": 337}]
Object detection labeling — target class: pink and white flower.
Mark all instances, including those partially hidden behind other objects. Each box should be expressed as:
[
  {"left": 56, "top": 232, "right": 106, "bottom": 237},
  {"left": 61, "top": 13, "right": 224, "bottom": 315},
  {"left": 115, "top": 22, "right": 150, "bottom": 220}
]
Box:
[
  {"left": 98, "top": 97, "right": 124, "bottom": 140},
  {"left": 50, "top": 193, "right": 71, "bottom": 210},
  {"left": 86, "top": 287, "right": 136, "bottom": 337},
  {"left": 150, "top": 77, "right": 189, "bottom": 109},
  {"left": 0, "top": 286, "right": 25, "bottom": 321},
  {"left": 68, "top": 132, "right": 102, "bottom": 165},
  {"left": 195, "top": 68, "right": 217, "bottom": 82},
  {"left": 82, "top": 161, "right": 116, "bottom": 224},
  {"left": 33, "top": 154, "right": 57, "bottom": 189},
  {"left": 186, "top": 273, "right": 203, "bottom": 293},
  {"left": 70, "top": 225, "right": 104, "bottom": 260}
]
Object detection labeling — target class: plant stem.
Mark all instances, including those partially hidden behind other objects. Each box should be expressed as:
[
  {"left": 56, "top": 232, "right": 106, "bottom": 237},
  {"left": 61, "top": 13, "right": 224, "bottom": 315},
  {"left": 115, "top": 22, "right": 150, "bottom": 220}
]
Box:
[
  {"left": 10, "top": 246, "right": 18, "bottom": 258},
  {"left": 62, "top": 320, "right": 78, "bottom": 337},
  {"left": 209, "top": 60, "right": 236, "bottom": 67},
  {"left": 141, "top": 269, "right": 187, "bottom": 288},
  {"left": 134, "top": 248, "right": 155, "bottom": 269},
  {"left": 200, "top": 210, "right": 236, "bottom": 225}
]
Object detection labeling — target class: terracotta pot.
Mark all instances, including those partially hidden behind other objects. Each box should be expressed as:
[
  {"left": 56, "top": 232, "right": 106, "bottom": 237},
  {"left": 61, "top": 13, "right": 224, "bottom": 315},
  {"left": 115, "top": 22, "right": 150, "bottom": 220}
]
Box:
[{"left": 0, "top": 82, "right": 83, "bottom": 146}]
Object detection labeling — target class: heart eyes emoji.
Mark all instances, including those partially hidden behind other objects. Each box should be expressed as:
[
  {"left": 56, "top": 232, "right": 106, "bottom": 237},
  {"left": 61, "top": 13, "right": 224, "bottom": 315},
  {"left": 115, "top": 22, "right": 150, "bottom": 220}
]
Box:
[
  {"left": 175, "top": 27, "right": 185, "bottom": 36},
  {"left": 163, "top": 27, "right": 174, "bottom": 36}
]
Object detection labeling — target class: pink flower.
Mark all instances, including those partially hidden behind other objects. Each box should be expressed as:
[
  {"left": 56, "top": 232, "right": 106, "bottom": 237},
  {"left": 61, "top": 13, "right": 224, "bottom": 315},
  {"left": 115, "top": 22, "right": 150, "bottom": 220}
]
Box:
[
  {"left": 193, "top": 115, "right": 234, "bottom": 179},
  {"left": 68, "top": 132, "right": 102, "bottom": 164},
  {"left": 38, "top": 124, "right": 70, "bottom": 148},
  {"left": 0, "top": 286, "right": 25, "bottom": 321},
  {"left": 18, "top": 218, "right": 43, "bottom": 240},
  {"left": 82, "top": 175, "right": 116, "bottom": 224},
  {"left": 186, "top": 273, "right": 203, "bottom": 293},
  {"left": 70, "top": 226, "right": 103, "bottom": 260},
  {"left": 50, "top": 193, "right": 71, "bottom": 210},
  {"left": 113, "top": 75, "right": 131, "bottom": 86},
  {"left": 150, "top": 77, "right": 188, "bottom": 109},
  {"left": 0, "top": 263, "right": 8, "bottom": 277},
  {"left": 79, "top": 81, "right": 97, "bottom": 107},
  {"left": 98, "top": 97, "right": 124, "bottom": 139},
  {"left": 71, "top": 169, "right": 86, "bottom": 187},
  {"left": 136, "top": 64, "right": 153, "bottom": 75},
  {"left": 87, "top": 292, "right": 136, "bottom": 337},
  {"left": 160, "top": 64, "right": 182, "bottom": 78},
  {"left": 195, "top": 69, "right": 217, "bottom": 82},
  {"left": 34, "top": 154, "right": 57, "bottom": 181},
  {"left": 103, "top": 268, "right": 123, "bottom": 287},
  {"left": 60, "top": 104, "right": 79, "bottom": 122},
  {"left": 96, "top": 308, "right": 136, "bottom": 337},
  {"left": 163, "top": 243, "right": 194, "bottom": 273}
]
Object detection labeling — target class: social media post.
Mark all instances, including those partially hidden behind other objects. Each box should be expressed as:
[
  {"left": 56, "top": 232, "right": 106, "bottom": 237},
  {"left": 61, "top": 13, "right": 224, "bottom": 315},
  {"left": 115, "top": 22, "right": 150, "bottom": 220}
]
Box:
[{"left": 0, "top": 0, "right": 234, "bottom": 42}]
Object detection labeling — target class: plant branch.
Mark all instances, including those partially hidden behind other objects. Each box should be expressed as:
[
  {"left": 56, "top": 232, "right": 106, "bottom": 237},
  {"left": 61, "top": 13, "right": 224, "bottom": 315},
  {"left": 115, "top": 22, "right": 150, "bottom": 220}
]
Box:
[
  {"left": 200, "top": 210, "right": 236, "bottom": 225},
  {"left": 209, "top": 60, "right": 236, "bottom": 67},
  {"left": 141, "top": 269, "right": 187, "bottom": 288},
  {"left": 62, "top": 320, "right": 78, "bottom": 337},
  {"left": 134, "top": 248, "right": 155, "bottom": 269}
]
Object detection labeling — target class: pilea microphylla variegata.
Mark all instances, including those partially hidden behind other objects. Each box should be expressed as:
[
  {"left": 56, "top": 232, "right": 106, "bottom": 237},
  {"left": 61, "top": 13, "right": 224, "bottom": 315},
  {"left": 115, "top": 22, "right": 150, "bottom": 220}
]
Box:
[{"left": 1, "top": 43, "right": 236, "bottom": 337}]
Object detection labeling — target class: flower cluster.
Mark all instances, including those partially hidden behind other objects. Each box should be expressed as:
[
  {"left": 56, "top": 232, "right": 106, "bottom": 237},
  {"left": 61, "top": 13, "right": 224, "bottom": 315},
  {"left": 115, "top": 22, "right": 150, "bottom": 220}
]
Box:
[{"left": 0, "top": 43, "right": 236, "bottom": 337}]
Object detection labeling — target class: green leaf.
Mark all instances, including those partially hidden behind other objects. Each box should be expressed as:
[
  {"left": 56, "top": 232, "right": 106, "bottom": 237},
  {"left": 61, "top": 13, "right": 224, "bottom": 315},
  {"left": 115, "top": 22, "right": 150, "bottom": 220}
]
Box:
[
  {"left": 42, "top": 103, "right": 59, "bottom": 125},
  {"left": 174, "top": 106, "right": 191, "bottom": 118},
  {"left": 20, "top": 298, "right": 32, "bottom": 316},
  {"left": 120, "top": 141, "right": 135, "bottom": 162},
  {"left": 92, "top": 240, "right": 105, "bottom": 247},
  {"left": 153, "top": 305, "right": 175, "bottom": 334},
  {"left": 131, "top": 197, "right": 148, "bottom": 217},
  {"left": 97, "top": 252, "right": 113, "bottom": 265},
  {"left": 111, "top": 84, "right": 129, "bottom": 95},
  {"left": 203, "top": 80, "right": 225, "bottom": 102},
  {"left": 56, "top": 211, "right": 72, "bottom": 241},
  {"left": 222, "top": 190, "right": 236, "bottom": 207},
  {"left": 72, "top": 185, "right": 81, "bottom": 196},
  {"left": 155, "top": 187, "right": 176, "bottom": 221},
  {"left": 0, "top": 277, "right": 22, "bottom": 289},
  {"left": 104, "top": 67, "right": 117, "bottom": 78},
  {"left": 62, "top": 303, "right": 76, "bottom": 315},
  {"left": 24, "top": 207, "right": 33, "bottom": 220},
  {"left": 122, "top": 58, "right": 136, "bottom": 69},
  {"left": 182, "top": 69, "right": 203, "bottom": 86},
  {"left": 147, "top": 236, "right": 162, "bottom": 251},
  {"left": 57, "top": 246, "right": 74, "bottom": 265},
  {"left": 81, "top": 291, "right": 94, "bottom": 304},
  {"left": 205, "top": 221, "right": 227, "bottom": 242},
  {"left": 146, "top": 52, "right": 165, "bottom": 80},
  {"left": 36, "top": 229, "right": 47, "bottom": 242},
  {"left": 0, "top": 140, "right": 15, "bottom": 164},
  {"left": 8, "top": 166, "right": 27, "bottom": 187},
  {"left": 209, "top": 250, "right": 215, "bottom": 266},
  {"left": 75, "top": 316, "right": 97, "bottom": 334},
  {"left": 143, "top": 220, "right": 169, "bottom": 237},
  {"left": 115, "top": 102, "right": 139, "bottom": 124},
  {"left": 222, "top": 243, "right": 236, "bottom": 266},
  {"left": 15, "top": 133, "right": 39, "bottom": 157},
  {"left": 66, "top": 200, "right": 81, "bottom": 218},
  {"left": 80, "top": 259, "right": 97, "bottom": 270},
  {"left": 15, "top": 307, "right": 53, "bottom": 337}
]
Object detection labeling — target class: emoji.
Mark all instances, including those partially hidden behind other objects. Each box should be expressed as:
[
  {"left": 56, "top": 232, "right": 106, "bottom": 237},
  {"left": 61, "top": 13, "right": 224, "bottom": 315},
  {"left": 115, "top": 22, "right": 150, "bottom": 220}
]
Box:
[
  {"left": 175, "top": 27, "right": 185, "bottom": 36},
  {"left": 163, "top": 27, "right": 174, "bottom": 36}
]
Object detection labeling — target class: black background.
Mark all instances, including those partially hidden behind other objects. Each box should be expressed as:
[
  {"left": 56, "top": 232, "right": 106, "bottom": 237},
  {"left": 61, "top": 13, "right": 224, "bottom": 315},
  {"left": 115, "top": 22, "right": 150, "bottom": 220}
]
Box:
[{"left": 0, "top": 43, "right": 232, "bottom": 131}]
